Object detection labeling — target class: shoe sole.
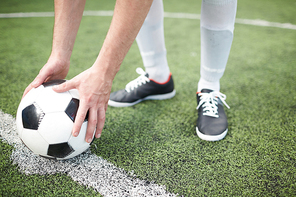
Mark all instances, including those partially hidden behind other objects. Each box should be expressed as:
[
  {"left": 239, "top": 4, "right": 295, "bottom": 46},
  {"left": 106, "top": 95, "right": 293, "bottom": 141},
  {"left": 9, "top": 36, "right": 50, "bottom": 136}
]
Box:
[
  {"left": 108, "top": 89, "right": 176, "bottom": 107},
  {"left": 196, "top": 127, "right": 228, "bottom": 141}
]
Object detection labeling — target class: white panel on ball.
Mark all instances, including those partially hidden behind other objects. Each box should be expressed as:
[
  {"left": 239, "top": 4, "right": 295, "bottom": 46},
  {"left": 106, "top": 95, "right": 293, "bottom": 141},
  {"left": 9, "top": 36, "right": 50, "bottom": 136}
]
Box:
[
  {"left": 21, "top": 128, "right": 49, "bottom": 156},
  {"left": 17, "top": 86, "right": 42, "bottom": 112},
  {"left": 35, "top": 87, "right": 72, "bottom": 113},
  {"left": 68, "top": 89, "right": 80, "bottom": 100},
  {"left": 16, "top": 107, "right": 24, "bottom": 137},
  {"left": 68, "top": 121, "right": 91, "bottom": 151},
  {"left": 38, "top": 112, "right": 73, "bottom": 144}
]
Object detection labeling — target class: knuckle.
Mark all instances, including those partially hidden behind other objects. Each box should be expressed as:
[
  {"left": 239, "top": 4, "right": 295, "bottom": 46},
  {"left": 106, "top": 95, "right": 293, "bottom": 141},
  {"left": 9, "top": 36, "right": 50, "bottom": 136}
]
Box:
[
  {"left": 88, "top": 118, "right": 97, "bottom": 125},
  {"left": 98, "top": 114, "right": 106, "bottom": 122},
  {"left": 77, "top": 113, "right": 86, "bottom": 121},
  {"left": 85, "top": 95, "right": 94, "bottom": 103},
  {"left": 60, "top": 82, "right": 67, "bottom": 88}
]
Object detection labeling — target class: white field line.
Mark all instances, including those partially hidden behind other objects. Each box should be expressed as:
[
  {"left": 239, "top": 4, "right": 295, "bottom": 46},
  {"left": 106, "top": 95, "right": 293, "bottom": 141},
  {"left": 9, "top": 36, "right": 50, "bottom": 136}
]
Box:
[
  {"left": 0, "top": 11, "right": 296, "bottom": 30},
  {"left": 0, "top": 110, "right": 176, "bottom": 197}
]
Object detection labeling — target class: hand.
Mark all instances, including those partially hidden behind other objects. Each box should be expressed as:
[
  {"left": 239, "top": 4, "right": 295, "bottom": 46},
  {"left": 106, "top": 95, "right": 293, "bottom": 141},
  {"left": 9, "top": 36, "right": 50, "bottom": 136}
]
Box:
[
  {"left": 52, "top": 66, "right": 112, "bottom": 143},
  {"left": 22, "top": 57, "right": 70, "bottom": 98}
]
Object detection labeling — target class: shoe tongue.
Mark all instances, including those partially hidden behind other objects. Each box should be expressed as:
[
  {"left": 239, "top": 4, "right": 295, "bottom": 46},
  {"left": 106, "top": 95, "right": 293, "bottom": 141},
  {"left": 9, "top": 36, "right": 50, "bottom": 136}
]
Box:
[{"left": 201, "top": 89, "right": 214, "bottom": 93}]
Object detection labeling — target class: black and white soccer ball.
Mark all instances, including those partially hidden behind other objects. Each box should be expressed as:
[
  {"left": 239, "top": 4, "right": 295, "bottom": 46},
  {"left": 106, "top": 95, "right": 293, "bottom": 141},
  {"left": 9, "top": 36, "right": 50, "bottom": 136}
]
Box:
[{"left": 16, "top": 79, "right": 92, "bottom": 160}]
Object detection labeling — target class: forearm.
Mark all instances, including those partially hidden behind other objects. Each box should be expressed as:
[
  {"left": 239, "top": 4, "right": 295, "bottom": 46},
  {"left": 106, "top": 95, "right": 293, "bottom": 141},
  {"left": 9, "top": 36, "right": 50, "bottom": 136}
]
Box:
[
  {"left": 93, "top": 0, "right": 153, "bottom": 80},
  {"left": 51, "top": 0, "right": 86, "bottom": 62}
]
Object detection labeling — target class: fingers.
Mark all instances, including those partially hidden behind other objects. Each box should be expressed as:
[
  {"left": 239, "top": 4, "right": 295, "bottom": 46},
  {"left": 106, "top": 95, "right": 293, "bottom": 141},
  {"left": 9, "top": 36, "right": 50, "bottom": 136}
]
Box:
[
  {"left": 81, "top": 104, "right": 106, "bottom": 142},
  {"left": 53, "top": 68, "right": 112, "bottom": 142},
  {"left": 72, "top": 98, "right": 88, "bottom": 136},
  {"left": 52, "top": 80, "right": 75, "bottom": 93},
  {"left": 53, "top": 79, "right": 97, "bottom": 143},
  {"left": 73, "top": 102, "right": 106, "bottom": 143},
  {"left": 71, "top": 92, "right": 107, "bottom": 141},
  {"left": 85, "top": 108, "right": 97, "bottom": 143},
  {"left": 53, "top": 79, "right": 93, "bottom": 142},
  {"left": 95, "top": 107, "right": 106, "bottom": 139},
  {"left": 53, "top": 77, "right": 108, "bottom": 142},
  {"left": 95, "top": 103, "right": 108, "bottom": 138}
]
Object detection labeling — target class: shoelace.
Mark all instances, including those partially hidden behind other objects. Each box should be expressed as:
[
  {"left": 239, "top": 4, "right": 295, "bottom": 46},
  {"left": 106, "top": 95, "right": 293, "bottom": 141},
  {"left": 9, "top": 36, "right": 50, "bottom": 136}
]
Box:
[
  {"left": 196, "top": 91, "right": 230, "bottom": 118},
  {"left": 125, "top": 68, "right": 150, "bottom": 93}
]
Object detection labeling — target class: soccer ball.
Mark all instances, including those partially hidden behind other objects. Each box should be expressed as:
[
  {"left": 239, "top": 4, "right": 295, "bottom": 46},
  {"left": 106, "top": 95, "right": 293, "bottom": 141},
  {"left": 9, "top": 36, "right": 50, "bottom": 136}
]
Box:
[{"left": 16, "top": 79, "right": 92, "bottom": 160}]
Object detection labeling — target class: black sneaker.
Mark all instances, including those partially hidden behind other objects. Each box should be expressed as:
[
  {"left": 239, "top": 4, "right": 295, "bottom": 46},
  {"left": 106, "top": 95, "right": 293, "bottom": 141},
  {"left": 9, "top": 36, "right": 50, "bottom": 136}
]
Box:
[
  {"left": 108, "top": 68, "right": 176, "bottom": 107},
  {"left": 196, "top": 89, "right": 230, "bottom": 141}
]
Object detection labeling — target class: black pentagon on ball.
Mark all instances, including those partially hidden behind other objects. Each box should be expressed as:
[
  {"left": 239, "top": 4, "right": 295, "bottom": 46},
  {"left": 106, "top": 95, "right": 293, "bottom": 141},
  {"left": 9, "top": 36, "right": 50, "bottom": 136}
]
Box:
[
  {"left": 22, "top": 103, "right": 45, "bottom": 130},
  {"left": 42, "top": 79, "right": 66, "bottom": 87},
  {"left": 47, "top": 142, "right": 74, "bottom": 158},
  {"left": 65, "top": 98, "right": 88, "bottom": 122}
]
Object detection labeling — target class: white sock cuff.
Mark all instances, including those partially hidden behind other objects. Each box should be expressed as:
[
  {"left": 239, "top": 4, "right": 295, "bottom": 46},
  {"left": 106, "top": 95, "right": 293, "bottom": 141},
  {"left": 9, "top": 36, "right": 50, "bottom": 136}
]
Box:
[{"left": 198, "top": 78, "right": 220, "bottom": 92}]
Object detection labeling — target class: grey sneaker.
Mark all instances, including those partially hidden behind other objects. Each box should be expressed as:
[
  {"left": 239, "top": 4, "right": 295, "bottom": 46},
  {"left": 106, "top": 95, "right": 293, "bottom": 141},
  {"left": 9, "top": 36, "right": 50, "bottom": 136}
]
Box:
[
  {"left": 196, "top": 89, "right": 230, "bottom": 141},
  {"left": 108, "top": 68, "right": 176, "bottom": 107}
]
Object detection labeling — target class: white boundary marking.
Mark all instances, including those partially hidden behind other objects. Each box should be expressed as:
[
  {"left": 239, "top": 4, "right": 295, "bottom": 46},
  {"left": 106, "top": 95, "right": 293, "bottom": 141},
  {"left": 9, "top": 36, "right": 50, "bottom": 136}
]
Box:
[
  {"left": 0, "top": 110, "right": 176, "bottom": 197},
  {"left": 0, "top": 11, "right": 296, "bottom": 30}
]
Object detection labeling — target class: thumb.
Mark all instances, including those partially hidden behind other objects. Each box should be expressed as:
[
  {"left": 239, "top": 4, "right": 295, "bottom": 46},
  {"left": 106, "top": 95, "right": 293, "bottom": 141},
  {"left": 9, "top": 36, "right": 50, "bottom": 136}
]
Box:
[{"left": 52, "top": 80, "right": 75, "bottom": 93}]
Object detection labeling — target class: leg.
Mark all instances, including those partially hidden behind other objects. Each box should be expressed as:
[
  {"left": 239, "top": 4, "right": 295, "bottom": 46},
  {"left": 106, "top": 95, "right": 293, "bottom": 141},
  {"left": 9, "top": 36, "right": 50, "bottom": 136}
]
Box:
[
  {"left": 136, "top": 0, "right": 170, "bottom": 83},
  {"left": 196, "top": 0, "right": 237, "bottom": 141},
  {"left": 108, "top": 0, "right": 175, "bottom": 107},
  {"left": 198, "top": 0, "right": 237, "bottom": 92}
]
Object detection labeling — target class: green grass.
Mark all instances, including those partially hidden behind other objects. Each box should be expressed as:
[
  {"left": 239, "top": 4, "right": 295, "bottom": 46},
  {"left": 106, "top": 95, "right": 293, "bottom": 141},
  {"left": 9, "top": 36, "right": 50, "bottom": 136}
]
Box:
[{"left": 1, "top": 0, "right": 296, "bottom": 196}]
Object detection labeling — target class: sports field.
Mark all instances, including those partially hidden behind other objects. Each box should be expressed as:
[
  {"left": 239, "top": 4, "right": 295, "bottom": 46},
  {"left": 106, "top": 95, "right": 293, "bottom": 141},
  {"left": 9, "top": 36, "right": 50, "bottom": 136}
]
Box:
[{"left": 0, "top": 0, "right": 296, "bottom": 196}]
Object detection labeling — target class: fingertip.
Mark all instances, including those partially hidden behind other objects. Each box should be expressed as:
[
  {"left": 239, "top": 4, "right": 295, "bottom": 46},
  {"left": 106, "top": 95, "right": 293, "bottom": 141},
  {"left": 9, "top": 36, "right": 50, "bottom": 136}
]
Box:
[
  {"left": 22, "top": 90, "right": 28, "bottom": 99},
  {"left": 96, "top": 133, "right": 101, "bottom": 138},
  {"left": 85, "top": 130, "right": 95, "bottom": 143},
  {"left": 22, "top": 84, "right": 33, "bottom": 99},
  {"left": 52, "top": 84, "right": 66, "bottom": 93},
  {"left": 53, "top": 81, "right": 73, "bottom": 93},
  {"left": 72, "top": 124, "right": 80, "bottom": 137},
  {"left": 52, "top": 84, "right": 60, "bottom": 91},
  {"left": 94, "top": 127, "right": 102, "bottom": 139},
  {"left": 85, "top": 128, "right": 96, "bottom": 143},
  {"left": 86, "top": 137, "right": 93, "bottom": 143},
  {"left": 31, "top": 76, "right": 44, "bottom": 88},
  {"left": 72, "top": 131, "right": 79, "bottom": 137},
  {"left": 31, "top": 80, "right": 39, "bottom": 87}
]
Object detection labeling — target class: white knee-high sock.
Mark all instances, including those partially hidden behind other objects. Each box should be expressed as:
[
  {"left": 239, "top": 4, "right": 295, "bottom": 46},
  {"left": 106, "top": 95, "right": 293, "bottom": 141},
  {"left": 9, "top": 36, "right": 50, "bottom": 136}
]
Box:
[
  {"left": 198, "top": 0, "right": 237, "bottom": 92},
  {"left": 136, "top": 0, "right": 170, "bottom": 83}
]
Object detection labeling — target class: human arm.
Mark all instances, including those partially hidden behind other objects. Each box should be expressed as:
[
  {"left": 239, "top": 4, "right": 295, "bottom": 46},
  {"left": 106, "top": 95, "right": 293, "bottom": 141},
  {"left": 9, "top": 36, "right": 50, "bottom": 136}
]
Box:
[
  {"left": 49, "top": 0, "right": 154, "bottom": 142},
  {"left": 23, "top": 0, "right": 86, "bottom": 97}
]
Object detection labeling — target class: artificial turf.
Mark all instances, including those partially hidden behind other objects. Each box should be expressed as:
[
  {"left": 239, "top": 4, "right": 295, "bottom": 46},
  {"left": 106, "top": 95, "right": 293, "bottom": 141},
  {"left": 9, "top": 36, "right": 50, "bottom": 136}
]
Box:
[{"left": 0, "top": 0, "right": 296, "bottom": 196}]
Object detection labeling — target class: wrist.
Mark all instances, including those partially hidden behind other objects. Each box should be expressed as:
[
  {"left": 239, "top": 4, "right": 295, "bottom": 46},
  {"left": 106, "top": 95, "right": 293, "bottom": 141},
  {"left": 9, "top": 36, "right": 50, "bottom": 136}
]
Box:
[
  {"left": 91, "top": 60, "right": 120, "bottom": 83},
  {"left": 48, "top": 51, "right": 71, "bottom": 67},
  {"left": 92, "top": 47, "right": 122, "bottom": 81}
]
